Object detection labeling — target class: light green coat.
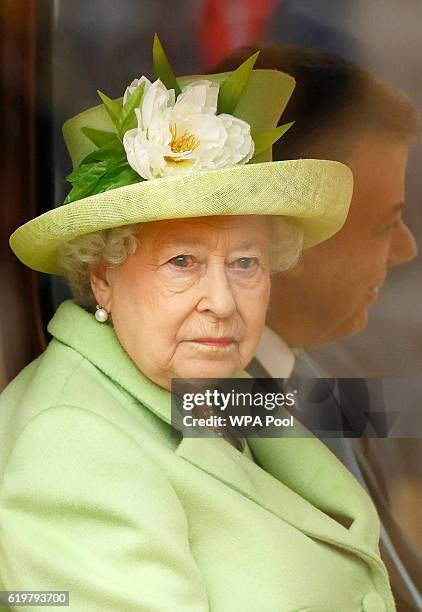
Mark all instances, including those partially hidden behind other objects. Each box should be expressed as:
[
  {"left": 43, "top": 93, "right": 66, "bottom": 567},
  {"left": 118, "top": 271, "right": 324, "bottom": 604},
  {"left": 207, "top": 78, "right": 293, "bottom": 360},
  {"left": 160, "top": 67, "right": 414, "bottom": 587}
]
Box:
[{"left": 0, "top": 300, "right": 395, "bottom": 611}]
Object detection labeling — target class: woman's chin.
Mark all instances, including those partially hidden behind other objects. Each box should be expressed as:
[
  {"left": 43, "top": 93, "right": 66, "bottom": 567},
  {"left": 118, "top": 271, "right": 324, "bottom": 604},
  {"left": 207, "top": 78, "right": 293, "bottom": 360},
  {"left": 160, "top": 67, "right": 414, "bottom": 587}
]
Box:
[
  {"left": 170, "top": 343, "right": 244, "bottom": 379},
  {"left": 177, "top": 359, "right": 244, "bottom": 380}
]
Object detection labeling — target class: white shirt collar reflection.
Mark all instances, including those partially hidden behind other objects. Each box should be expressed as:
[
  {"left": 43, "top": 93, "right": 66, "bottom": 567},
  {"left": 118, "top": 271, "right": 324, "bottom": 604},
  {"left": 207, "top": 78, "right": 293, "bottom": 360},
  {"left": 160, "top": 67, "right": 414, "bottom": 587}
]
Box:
[{"left": 254, "top": 325, "right": 295, "bottom": 379}]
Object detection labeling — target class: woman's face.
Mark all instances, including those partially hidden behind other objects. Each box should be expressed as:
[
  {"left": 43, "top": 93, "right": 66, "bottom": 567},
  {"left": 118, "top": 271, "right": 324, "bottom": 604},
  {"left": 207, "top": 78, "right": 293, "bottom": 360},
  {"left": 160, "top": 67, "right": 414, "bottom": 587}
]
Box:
[{"left": 91, "top": 216, "right": 271, "bottom": 390}]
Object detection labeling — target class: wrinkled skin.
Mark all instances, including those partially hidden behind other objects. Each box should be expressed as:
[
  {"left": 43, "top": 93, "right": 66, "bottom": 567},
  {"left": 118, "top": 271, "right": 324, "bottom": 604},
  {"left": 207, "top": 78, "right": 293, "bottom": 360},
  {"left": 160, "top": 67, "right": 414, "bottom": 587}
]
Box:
[{"left": 91, "top": 215, "right": 271, "bottom": 389}]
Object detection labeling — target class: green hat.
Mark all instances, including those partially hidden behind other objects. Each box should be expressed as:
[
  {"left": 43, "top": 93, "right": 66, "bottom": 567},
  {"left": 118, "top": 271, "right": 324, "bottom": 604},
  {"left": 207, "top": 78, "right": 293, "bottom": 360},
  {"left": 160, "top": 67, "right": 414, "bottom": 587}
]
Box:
[{"left": 9, "top": 37, "right": 353, "bottom": 276}]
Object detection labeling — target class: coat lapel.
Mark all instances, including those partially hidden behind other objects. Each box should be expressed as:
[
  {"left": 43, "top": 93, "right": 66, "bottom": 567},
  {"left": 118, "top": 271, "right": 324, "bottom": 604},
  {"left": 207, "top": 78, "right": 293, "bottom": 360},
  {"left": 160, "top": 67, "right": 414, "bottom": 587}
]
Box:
[
  {"left": 175, "top": 431, "right": 384, "bottom": 565},
  {"left": 49, "top": 300, "right": 383, "bottom": 567}
]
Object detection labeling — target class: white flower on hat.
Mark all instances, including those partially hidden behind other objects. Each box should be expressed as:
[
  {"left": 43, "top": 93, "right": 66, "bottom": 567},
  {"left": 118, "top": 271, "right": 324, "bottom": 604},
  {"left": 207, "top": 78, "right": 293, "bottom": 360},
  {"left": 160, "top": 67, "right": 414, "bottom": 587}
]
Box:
[{"left": 122, "top": 78, "right": 255, "bottom": 180}]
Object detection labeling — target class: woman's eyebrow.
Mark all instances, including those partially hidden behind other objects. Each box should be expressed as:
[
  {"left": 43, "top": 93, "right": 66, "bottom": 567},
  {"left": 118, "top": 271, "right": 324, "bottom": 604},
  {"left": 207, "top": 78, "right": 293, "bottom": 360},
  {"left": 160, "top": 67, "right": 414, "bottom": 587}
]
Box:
[
  {"left": 156, "top": 237, "right": 267, "bottom": 251},
  {"left": 156, "top": 236, "right": 208, "bottom": 250},
  {"left": 231, "top": 240, "right": 267, "bottom": 250}
]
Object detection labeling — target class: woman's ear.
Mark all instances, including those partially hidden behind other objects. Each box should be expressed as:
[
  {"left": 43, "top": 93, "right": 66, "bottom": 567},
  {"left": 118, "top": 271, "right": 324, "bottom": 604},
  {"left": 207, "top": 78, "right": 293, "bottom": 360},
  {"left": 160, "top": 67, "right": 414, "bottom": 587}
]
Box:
[{"left": 90, "top": 263, "right": 114, "bottom": 311}]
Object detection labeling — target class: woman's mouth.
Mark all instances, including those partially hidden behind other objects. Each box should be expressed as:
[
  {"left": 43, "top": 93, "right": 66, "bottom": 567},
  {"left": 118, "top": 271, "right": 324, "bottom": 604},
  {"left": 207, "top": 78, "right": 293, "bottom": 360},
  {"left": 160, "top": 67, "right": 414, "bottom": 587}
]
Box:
[{"left": 190, "top": 337, "right": 236, "bottom": 348}]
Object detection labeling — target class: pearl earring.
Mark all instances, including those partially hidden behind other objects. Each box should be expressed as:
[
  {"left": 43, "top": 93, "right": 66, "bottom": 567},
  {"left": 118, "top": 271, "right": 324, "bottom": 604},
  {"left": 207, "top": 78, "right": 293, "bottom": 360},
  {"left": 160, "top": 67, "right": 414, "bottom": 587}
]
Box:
[{"left": 95, "top": 304, "right": 109, "bottom": 323}]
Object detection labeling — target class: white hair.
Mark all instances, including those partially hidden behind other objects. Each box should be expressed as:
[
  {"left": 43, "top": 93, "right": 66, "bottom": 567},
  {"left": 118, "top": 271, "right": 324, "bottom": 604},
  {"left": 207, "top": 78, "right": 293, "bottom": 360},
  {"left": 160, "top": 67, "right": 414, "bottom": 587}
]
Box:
[{"left": 56, "top": 217, "right": 303, "bottom": 313}]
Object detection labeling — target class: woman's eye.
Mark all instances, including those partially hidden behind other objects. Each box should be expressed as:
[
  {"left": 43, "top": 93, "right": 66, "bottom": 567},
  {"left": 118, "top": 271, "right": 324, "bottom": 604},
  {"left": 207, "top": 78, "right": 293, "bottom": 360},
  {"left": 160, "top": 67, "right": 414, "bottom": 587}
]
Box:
[
  {"left": 168, "top": 255, "right": 195, "bottom": 268},
  {"left": 231, "top": 257, "right": 259, "bottom": 270}
]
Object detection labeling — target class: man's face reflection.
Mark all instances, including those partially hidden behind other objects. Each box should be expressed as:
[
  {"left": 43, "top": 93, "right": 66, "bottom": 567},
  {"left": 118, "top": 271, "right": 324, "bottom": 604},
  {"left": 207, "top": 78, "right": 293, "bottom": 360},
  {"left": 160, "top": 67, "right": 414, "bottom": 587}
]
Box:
[{"left": 268, "top": 132, "right": 418, "bottom": 347}]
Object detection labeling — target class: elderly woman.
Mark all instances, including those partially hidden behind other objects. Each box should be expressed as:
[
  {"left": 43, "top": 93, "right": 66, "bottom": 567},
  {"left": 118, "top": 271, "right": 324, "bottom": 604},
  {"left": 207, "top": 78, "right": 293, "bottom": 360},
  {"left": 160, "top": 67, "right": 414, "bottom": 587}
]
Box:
[{"left": 0, "top": 40, "right": 395, "bottom": 612}]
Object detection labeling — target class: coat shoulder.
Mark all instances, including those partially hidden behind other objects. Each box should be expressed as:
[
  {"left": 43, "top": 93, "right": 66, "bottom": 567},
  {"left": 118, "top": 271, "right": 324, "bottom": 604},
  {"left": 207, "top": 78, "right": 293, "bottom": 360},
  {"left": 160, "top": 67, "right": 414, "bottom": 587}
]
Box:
[{"left": 0, "top": 338, "right": 176, "bottom": 475}]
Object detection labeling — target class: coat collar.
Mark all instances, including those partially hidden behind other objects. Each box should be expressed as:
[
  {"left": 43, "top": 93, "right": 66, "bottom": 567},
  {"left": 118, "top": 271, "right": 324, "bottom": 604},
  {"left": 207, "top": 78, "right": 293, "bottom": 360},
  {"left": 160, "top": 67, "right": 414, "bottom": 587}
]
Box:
[
  {"left": 48, "top": 299, "right": 173, "bottom": 426},
  {"left": 48, "top": 300, "right": 384, "bottom": 567}
]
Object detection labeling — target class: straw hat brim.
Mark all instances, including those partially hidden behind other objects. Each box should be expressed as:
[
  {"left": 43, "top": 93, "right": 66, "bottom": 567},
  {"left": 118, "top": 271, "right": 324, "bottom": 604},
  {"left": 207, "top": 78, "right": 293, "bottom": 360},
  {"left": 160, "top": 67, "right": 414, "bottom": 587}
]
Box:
[{"left": 9, "top": 158, "right": 353, "bottom": 276}]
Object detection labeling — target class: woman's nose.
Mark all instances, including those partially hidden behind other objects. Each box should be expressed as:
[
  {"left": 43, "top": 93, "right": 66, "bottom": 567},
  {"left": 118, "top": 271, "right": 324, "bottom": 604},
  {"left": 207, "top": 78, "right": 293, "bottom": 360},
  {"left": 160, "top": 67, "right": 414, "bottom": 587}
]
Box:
[
  {"left": 196, "top": 262, "right": 236, "bottom": 318},
  {"left": 388, "top": 221, "right": 418, "bottom": 268}
]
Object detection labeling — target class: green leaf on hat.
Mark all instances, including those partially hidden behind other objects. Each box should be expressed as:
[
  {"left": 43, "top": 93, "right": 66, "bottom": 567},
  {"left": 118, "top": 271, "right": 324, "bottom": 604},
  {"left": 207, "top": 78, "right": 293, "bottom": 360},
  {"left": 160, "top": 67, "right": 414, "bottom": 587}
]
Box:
[
  {"left": 91, "top": 164, "right": 142, "bottom": 195},
  {"left": 64, "top": 162, "right": 108, "bottom": 203},
  {"left": 66, "top": 161, "right": 103, "bottom": 185},
  {"left": 217, "top": 51, "right": 260, "bottom": 115},
  {"left": 81, "top": 127, "right": 118, "bottom": 148},
  {"left": 80, "top": 140, "right": 126, "bottom": 168},
  {"left": 64, "top": 140, "right": 130, "bottom": 204},
  {"left": 251, "top": 122, "right": 294, "bottom": 158},
  {"left": 97, "top": 90, "right": 123, "bottom": 131},
  {"left": 153, "top": 33, "right": 181, "bottom": 96},
  {"left": 64, "top": 159, "right": 142, "bottom": 203},
  {"left": 119, "top": 81, "right": 146, "bottom": 135}
]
